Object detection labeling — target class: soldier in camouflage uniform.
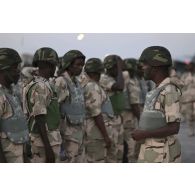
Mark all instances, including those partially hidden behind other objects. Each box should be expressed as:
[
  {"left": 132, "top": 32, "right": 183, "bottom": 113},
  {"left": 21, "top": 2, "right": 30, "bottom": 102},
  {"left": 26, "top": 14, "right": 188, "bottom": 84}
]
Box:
[
  {"left": 55, "top": 50, "right": 85, "bottom": 163},
  {"left": 0, "top": 48, "right": 29, "bottom": 163},
  {"left": 100, "top": 55, "right": 125, "bottom": 162},
  {"left": 132, "top": 46, "right": 182, "bottom": 163},
  {"left": 181, "top": 59, "right": 195, "bottom": 136},
  {"left": 24, "top": 47, "right": 62, "bottom": 163},
  {"left": 136, "top": 59, "right": 155, "bottom": 112},
  {"left": 122, "top": 58, "right": 141, "bottom": 162},
  {"left": 80, "top": 58, "right": 113, "bottom": 162}
]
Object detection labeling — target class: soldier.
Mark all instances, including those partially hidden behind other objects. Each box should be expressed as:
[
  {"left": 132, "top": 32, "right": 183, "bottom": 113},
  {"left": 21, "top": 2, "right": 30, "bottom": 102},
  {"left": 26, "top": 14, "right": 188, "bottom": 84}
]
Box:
[
  {"left": 122, "top": 58, "right": 141, "bottom": 162},
  {"left": 136, "top": 59, "right": 155, "bottom": 111},
  {"left": 0, "top": 48, "right": 29, "bottom": 163},
  {"left": 81, "top": 58, "right": 113, "bottom": 162},
  {"left": 181, "top": 59, "right": 195, "bottom": 136},
  {"left": 24, "top": 47, "right": 62, "bottom": 163},
  {"left": 132, "top": 46, "right": 182, "bottom": 163},
  {"left": 55, "top": 50, "right": 85, "bottom": 163},
  {"left": 100, "top": 55, "right": 125, "bottom": 162}
]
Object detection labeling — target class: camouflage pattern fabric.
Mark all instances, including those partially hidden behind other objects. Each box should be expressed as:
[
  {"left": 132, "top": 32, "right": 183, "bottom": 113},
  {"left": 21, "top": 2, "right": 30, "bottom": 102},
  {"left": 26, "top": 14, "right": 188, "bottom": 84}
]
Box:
[
  {"left": 138, "top": 77, "right": 182, "bottom": 163},
  {"left": 99, "top": 74, "right": 124, "bottom": 162},
  {"left": 61, "top": 50, "right": 85, "bottom": 70},
  {"left": 30, "top": 144, "right": 60, "bottom": 163},
  {"left": 139, "top": 46, "right": 172, "bottom": 67},
  {"left": 82, "top": 74, "right": 109, "bottom": 163},
  {"left": 55, "top": 71, "right": 85, "bottom": 163},
  {"left": 0, "top": 84, "right": 24, "bottom": 162},
  {"left": 181, "top": 72, "right": 195, "bottom": 136},
  {"left": 0, "top": 48, "right": 21, "bottom": 70},
  {"left": 122, "top": 71, "right": 140, "bottom": 162},
  {"left": 32, "top": 47, "right": 59, "bottom": 66},
  {"left": 24, "top": 76, "right": 62, "bottom": 163}
]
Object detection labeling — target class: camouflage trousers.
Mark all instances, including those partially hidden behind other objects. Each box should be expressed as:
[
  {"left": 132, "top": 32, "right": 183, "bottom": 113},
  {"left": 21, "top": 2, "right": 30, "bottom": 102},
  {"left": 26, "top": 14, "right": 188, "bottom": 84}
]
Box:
[
  {"left": 121, "top": 110, "right": 138, "bottom": 162},
  {"left": 182, "top": 102, "right": 195, "bottom": 136},
  {"left": 61, "top": 139, "right": 85, "bottom": 163},
  {"left": 1, "top": 136, "right": 23, "bottom": 163},
  {"left": 61, "top": 120, "right": 85, "bottom": 163},
  {"left": 138, "top": 136, "right": 181, "bottom": 163},
  {"left": 30, "top": 131, "right": 62, "bottom": 163},
  {"left": 107, "top": 115, "right": 124, "bottom": 163},
  {"left": 85, "top": 138, "right": 107, "bottom": 163}
]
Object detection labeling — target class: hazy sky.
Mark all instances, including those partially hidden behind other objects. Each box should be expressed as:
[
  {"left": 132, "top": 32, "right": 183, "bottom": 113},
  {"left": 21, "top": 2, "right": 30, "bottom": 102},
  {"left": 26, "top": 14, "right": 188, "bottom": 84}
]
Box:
[{"left": 0, "top": 33, "right": 195, "bottom": 61}]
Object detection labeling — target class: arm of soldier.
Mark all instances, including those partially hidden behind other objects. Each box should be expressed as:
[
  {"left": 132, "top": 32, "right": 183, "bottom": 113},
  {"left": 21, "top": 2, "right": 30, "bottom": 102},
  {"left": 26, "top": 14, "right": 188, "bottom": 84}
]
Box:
[
  {"left": 0, "top": 99, "right": 7, "bottom": 162},
  {"left": 34, "top": 114, "right": 55, "bottom": 163},
  {"left": 132, "top": 88, "right": 181, "bottom": 141},
  {"left": 132, "top": 122, "right": 179, "bottom": 141},
  {"left": 94, "top": 114, "right": 111, "bottom": 148},
  {"left": 85, "top": 83, "right": 111, "bottom": 148},
  {"left": 54, "top": 76, "right": 69, "bottom": 103},
  {"left": 111, "top": 58, "right": 124, "bottom": 91},
  {"left": 31, "top": 84, "right": 55, "bottom": 162}
]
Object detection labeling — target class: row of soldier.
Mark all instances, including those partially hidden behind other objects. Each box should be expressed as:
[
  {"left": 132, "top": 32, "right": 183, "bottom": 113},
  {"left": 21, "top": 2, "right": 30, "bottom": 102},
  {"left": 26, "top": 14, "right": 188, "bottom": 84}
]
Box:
[{"left": 0, "top": 46, "right": 183, "bottom": 163}]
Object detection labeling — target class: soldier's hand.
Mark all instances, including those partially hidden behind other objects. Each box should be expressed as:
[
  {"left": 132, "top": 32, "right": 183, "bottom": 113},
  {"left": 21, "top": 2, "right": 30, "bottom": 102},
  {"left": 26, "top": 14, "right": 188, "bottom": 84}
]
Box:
[
  {"left": 131, "top": 129, "right": 147, "bottom": 141},
  {"left": 116, "top": 57, "right": 124, "bottom": 70},
  {"left": 105, "top": 137, "right": 112, "bottom": 149},
  {"left": 45, "top": 148, "right": 55, "bottom": 163}
]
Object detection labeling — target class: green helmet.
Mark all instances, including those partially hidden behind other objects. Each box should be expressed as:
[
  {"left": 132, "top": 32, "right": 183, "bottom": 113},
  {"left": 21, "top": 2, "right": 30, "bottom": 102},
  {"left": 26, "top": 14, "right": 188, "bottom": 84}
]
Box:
[
  {"left": 62, "top": 50, "right": 85, "bottom": 70},
  {"left": 104, "top": 55, "right": 122, "bottom": 69},
  {"left": 124, "top": 58, "right": 138, "bottom": 71},
  {"left": 32, "top": 47, "right": 59, "bottom": 67},
  {"left": 0, "top": 48, "right": 22, "bottom": 71},
  {"left": 139, "top": 46, "right": 172, "bottom": 67},
  {"left": 84, "top": 58, "right": 104, "bottom": 73}
]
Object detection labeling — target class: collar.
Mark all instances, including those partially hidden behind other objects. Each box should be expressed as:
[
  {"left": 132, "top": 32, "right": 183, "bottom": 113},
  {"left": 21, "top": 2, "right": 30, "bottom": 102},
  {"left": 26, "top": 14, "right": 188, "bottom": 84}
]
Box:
[{"left": 157, "top": 77, "right": 170, "bottom": 88}]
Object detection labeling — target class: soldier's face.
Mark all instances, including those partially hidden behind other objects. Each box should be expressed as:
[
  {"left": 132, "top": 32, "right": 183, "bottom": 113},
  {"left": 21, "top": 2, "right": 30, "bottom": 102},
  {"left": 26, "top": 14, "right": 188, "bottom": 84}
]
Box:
[
  {"left": 48, "top": 64, "right": 56, "bottom": 77},
  {"left": 142, "top": 63, "right": 153, "bottom": 80},
  {"left": 71, "top": 58, "right": 85, "bottom": 76},
  {"left": 107, "top": 66, "right": 117, "bottom": 78},
  {"left": 5, "top": 64, "right": 20, "bottom": 84}
]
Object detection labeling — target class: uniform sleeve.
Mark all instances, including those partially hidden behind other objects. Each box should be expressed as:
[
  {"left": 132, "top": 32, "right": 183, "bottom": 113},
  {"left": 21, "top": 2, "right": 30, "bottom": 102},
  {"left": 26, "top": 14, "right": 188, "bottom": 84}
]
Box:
[
  {"left": 55, "top": 76, "right": 69, "bottom": 103},
  {"left": 100, "top": 74, "right": 115, "bottom": 91},
  {"left": 30, "top": 83, "right": 49, "bottom": 116},
  {"left": 84, "top": 83, "right": 102, "bottom": 117},
  {"left": 164, "top": 85, "right": 181, "bottom": 123},
  {"left": 127, "top": 80, "right": 140, "bottom": 104}
]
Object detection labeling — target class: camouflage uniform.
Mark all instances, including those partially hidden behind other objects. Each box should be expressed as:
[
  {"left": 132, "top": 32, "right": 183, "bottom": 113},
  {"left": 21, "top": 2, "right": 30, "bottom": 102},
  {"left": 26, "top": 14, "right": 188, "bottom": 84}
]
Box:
[
  {"left": 0, "top": 48, "right": 29, "bottom": 163},
  {"left": 181, "top": 71, "right": 195, "bottom": 136},
  {"left": 100, "top": 55, "right": 124, "bottom": 163},
  {"left": 81, "top": 58, "right": 115, "bottom": 162},
  {"left": 137, "top": 46, "right": 182, "bottom": 163},
  {"left": 122, "top": 58, "right": 141, "bottom": 162},
  {"left": 55, "top": 72, "right": 85, "bottom": 162},
  {"left": 55, "top": 50, "right": 85, "bottom": 163},
  {"left": 138, "top": 78, "right": 182, "bottom": 162},
  {"left": 24, "top": 48, "right": 62, "bottom": 163}
]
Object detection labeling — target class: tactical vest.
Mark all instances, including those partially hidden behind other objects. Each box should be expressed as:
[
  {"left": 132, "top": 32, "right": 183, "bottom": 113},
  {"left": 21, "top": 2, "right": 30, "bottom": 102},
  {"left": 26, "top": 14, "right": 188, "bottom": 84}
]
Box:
[
  {"left": 109, "top": 91, "right": 125, "bottom": 115},
  {"left": 139, "top": 83, "right": 178, "bottom": 131},
  {"left": 0, "top": 89, "right": 29, "bottom": 144},
  {"left": 60, "top": 77, "right": 85, "bottom": 125},
  {"left": 101, "top": 97, "right": 114, "bottom": 118},
  {"left": 26, "top": 79, "right": 60, "bottom": 133}
]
